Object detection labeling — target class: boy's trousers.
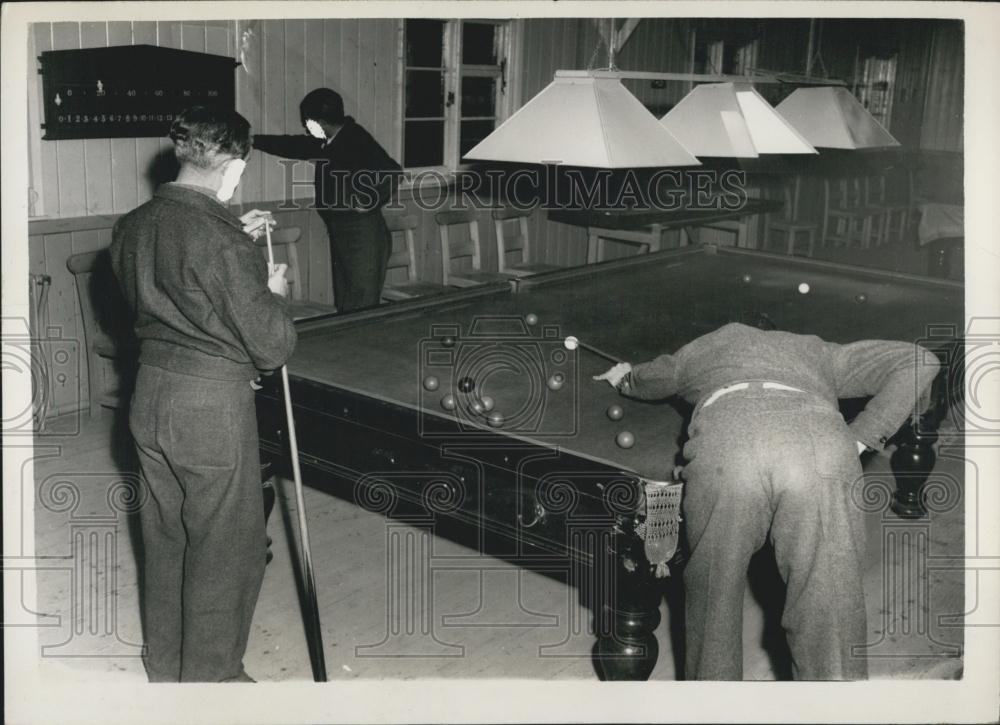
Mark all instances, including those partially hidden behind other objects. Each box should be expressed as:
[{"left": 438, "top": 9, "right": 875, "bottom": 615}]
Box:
[
  {"left": 130, "top": 363, "right": 267, "bottom": 682},
  {"left": 680, "top": 387, "right": 868, "bottom": 680}
]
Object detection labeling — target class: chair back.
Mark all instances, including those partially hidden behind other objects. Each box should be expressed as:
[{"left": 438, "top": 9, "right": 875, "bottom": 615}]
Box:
[
  {"left": 66, "top": 249, "right": 136, "bottom": 357},
  {"left": 434, "top": 209, "right": 482, "bottom": 286},
  {"left": 67, "top": 248, "right": 137, "bottom": 414},
  {"left": 883, "top": 164, "right": 914, "bottom": 206},
  {"left": 492, "top": 206, "right": 534, "bottom": 272},
  {"left": 384, "top": 213, "right": 420, "bottom": 282}
]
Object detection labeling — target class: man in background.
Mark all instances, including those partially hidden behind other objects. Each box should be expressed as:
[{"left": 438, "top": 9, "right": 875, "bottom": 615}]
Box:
[{"left": 254, "top": 87, "right": 402, "bottom": 312}]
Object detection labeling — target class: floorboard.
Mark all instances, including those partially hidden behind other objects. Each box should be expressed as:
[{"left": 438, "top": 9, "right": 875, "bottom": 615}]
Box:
[{"left": 31, "top": 409, "right": 965, "bottom": 681}]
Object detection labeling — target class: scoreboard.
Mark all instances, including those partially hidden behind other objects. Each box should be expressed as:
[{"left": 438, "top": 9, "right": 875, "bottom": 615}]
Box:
[{"left": 39, "top": 45, "right": 238, "bottom": 140}]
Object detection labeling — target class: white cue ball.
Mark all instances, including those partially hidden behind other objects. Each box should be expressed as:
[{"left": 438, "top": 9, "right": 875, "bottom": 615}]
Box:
[
  {"left": 564, "top": 336, "right": 579, "bottom": 351},
  {"left": 798, "top": 282, "right": 810, "bottom": 294}
]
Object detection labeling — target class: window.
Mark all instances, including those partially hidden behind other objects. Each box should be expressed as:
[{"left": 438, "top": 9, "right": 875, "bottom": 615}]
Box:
[
  {"left": 402, "top": 19, "right": 513, "bottom": 170},
  {"left": 690, "top": 21, "right": 760, "bottom": 75},
  {"left": 691, "top": 33, "right": 760, "bottom": 76},
  {"left": 856, "top": 55, "right": 897, "bottom": 129}
]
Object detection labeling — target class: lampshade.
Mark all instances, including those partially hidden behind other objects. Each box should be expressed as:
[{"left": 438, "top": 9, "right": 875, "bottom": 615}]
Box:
[
  {"left": 463, "top": 71, "right": 700, "bottom": 168},
  {"left": 660, "top": 83, "right": 817, "bottom": 158},
  {"left": 775, "top": 86, "right": 900, "bottom": 149}
]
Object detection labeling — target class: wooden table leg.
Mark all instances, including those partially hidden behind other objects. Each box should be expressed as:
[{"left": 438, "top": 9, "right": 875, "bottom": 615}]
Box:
[
  {"left": 889, "top": 416, "right": 939, "bottom": 519},
  {"left": 593, "top": 530, "right": 662, "bottom": 680},
  {"left": 889, "top": 347, "right": 958, "bottom": 518},
  {"left": 587, "top": 230, "right": 600, "bottom": 264}
]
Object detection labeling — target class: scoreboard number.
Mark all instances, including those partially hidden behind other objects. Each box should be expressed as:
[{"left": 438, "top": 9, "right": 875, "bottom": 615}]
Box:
[{"left": 40, "top": 44, "right": 238, "bottom": 140}]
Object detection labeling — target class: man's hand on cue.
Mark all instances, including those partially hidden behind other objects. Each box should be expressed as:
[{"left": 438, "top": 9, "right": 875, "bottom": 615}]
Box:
[
  {"left": 268, "top": 263, "right": 289, "bottom": 297},
  {"left": 241, "top": 209, "right": 276, "bottom": 240},
  {"left": 593, "top": 362, "right": 632, "bottom": 389}
]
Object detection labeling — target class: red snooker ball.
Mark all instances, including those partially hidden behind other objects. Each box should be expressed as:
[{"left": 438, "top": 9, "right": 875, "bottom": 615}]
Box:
[{"left": 616, "top": 431, "right": 635, "bottom": 449}]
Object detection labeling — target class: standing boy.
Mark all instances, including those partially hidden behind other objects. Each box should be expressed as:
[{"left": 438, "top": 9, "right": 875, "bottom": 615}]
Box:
[
  {"left": 111, "top": 106, "right": 297, "bottom": 682},
  {"left": 253, "top": 87, "right": 403, "bottom": 312}
]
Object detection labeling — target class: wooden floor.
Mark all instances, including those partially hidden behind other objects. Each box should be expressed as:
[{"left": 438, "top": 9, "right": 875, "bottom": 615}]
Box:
[{"left": 29, "top": 400, "right": 965, "bottom": 683}]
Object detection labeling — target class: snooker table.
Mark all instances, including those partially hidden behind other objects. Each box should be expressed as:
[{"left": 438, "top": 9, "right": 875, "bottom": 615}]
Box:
[{"left": 256, "top": 244, "right": 963, "bottom": 680}]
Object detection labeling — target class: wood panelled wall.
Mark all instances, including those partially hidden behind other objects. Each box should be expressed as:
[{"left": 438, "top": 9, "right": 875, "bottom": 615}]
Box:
[
  {"left": 920, "top": 21, "right": 963, "bottom": 153},
  {"left": 26, "top": 17, "right": 962, "bottom": 414},
  {"left": 28, "top": 19, "right": 401, "bottom": 217}
]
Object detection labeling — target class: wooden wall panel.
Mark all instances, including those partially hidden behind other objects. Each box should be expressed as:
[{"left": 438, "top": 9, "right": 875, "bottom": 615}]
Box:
[
  {"left": 33, "top": 24, "right": 58, "bottom": 217},
  {"left": 304, "top": 21, "right": 326, "bottom": 116},
  {"left": 356, "top": 20, "right": 379, "bottom": 134},
  {"left": 131, "top": 22, "right": 160, "bottom": 206},
  {"left": 236, "top": 20, "right": 264, "bottom": 206},
  {"left": 80, "top": 22, "right": 114, "bottom": 216},
  {"left": 51, "top": 23, "right": 86, "bottom": 218},
  {"left": 108, "top": 22, "right": 139, "bottom": 214},
  {"left": 282, "top": 19, "right": 308, "bottom": 204},
  {"left": 372, "top": 20, "right": 399, "bottom": 158},
  {"left": 261, "top": 19, "right": 288, "bottom": 200},
  {"left": 615, "top": 19, "right": 694, "bottom": 113},
  {"left": 920, "top": 21, "right": 963, "bottom": 153}
]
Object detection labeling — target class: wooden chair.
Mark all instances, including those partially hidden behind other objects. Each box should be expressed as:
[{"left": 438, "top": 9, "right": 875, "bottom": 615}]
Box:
[
  {"left": 589, "top": 226, "right": 663, "bottom": 262},
  {"left": 66, "top": 249, "right": 137, "bottom": 417},
  {"left": 859, "top": 173, "right": 891, "bottom": 247},
  {"left": 821, "top": 176, "right": 877, "bottom": 248},
  {"left": 434, "top": 209, "right": 512, "bottom": 287},
  {"left": 492, "top": 206, "right": 563, "bottom": 277},
  {"left": 253, "top": 226, "right": 338, "bottom": 320},
  {"left": 878, "top": 165, "right": 914, "bottom": 245},
  {"left": 762, "top": 177, "right": 817, "bottom": 257},
  {"left": 381, "top": 213, "right": 451, "bottom": 301}
]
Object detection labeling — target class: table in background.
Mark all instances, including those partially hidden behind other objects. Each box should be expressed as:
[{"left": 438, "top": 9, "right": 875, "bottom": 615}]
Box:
[
  {"left": 548, "top": 199, "right": 782, "bottom": 262},
  {"left": 257, "top": 244, "right": 963, "bottom": 680}
]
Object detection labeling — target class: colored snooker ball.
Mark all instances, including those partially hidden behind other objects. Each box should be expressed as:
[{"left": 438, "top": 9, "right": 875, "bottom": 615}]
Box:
[
  {"left": 440, "top": 394, "right": 457, "bottom": 411},
  {"left": 616, "top": 431, "right": 635, "bottom": 449},
  {"left": 441, "top": 336, "right": 456, "bottom": 348},
  {"left": 457, "top": 376, "right": 476, "bottom": 393},
  {"left": 480, "top": 395, "right": 495, "bottom": 412},
  {"left": 606, "top": 404, "right": 624, "bottom": 421},
  {"left": 487, "top": 411, "right": 505, "bottom": 428},
  {"left": 423, "top": 375, "right": 440, "bottom": 391},
  {"left": 855, "top": 293, "right": 868, "bottom": 303},
  {"left": 525, "top": 313, "right": 539, "bottom": 326},
  {"left": 547, "top": 374, "right": 564, "bottom": 391}
]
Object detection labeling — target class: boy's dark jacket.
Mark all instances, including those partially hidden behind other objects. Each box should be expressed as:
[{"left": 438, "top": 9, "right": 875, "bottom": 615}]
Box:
[
  {"left": 253, "top": 116, "right": 402, "bottom": 219},
  {"left": 110, "top": 183, "right": 297, "bottom": 381}
]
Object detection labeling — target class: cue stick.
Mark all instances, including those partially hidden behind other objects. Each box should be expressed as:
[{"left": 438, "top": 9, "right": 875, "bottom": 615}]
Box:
[
  {"left": 564, "top": 335, "right": 624, "bottom": 364},
  {"left": 264, "top": 222, "right": 328, "bottom": 682}
]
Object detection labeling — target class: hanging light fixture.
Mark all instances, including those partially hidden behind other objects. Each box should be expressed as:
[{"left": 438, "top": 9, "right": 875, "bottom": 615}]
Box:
[
  {"left": 660, "top": 82, "right": 818, "bottom": 158},
  {"left": 775, "top": 86, "right": 900, "bottom": 149},
  {"left": 463, "top": 71, "right": 700, "bottom": 168}
]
